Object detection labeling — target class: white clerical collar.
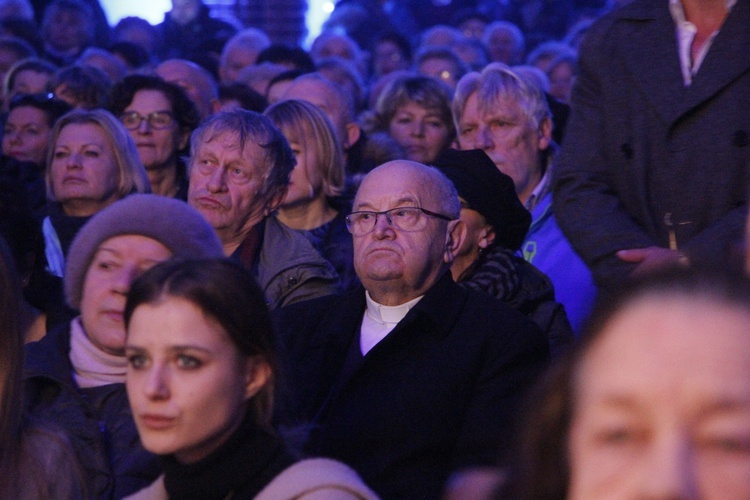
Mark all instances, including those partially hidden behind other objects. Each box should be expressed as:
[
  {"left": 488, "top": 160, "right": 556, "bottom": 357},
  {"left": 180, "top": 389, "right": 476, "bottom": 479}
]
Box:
[{"left": 365, "top": 291, "right": 423, "bottom": 325}]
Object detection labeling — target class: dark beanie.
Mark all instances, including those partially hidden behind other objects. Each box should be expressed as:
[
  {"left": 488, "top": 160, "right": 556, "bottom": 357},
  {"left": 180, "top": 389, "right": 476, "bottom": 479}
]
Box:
[
  {"left": 64, "top": 194, "right": 224, "bottom": 309},
  {"left": 432, "top": 149, "right": 531, "bottom": 251}
]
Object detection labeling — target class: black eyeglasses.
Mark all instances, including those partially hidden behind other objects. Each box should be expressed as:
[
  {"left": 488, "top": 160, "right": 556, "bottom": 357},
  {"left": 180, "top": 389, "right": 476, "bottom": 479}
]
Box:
[
  {"left": 120, "top": 111, "right": 175, "bottom": 130},
  {"left": 346, "top": 206, "right": 454, "bottom": 235}
]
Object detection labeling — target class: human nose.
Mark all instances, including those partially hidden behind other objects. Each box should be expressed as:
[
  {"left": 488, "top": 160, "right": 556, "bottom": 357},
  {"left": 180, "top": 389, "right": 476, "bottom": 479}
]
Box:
[
  {"left": 372, "top": 211, "right": 396, "bottom": 238},
  {"left": 476, "top": 125, "right": 494, "bottom": 151},
  {"left": 112, "top": 264, "right": 141, "bottom": 295},
  {"left": 143, "top": 362, "right": 170, "bottom": 400},
  {"left": 136, "top": 115, "right": 152, "bottom": 134},
  {"left": 637, "top": 433, "right": 698, "bottom": 499},
  {"left": 410, "top": 120, "right": 425, "bottom": 137},
  {"left": 7, "top": 131, "right": 20, "bottom": 144},
  {"left": 206, "top": 166, "right": 228, "bottom": 193},
  {"left": 66, "top": 151, "right": 83, "bottom": 169}
]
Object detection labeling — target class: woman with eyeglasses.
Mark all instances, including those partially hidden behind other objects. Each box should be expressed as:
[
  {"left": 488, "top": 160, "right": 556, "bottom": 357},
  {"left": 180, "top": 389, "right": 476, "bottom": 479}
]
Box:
[{"left": 109, "top": 75, "right": 200, "bottom": 199}]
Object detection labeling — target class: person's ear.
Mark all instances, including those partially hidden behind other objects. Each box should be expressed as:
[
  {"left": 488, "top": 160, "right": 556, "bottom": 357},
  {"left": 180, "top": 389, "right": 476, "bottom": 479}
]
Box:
[
  {"left": 537, "top": 116, "right": 552, "bottom": 151},
  {"left": 478, "top": 225, "right": 496, "bottom": 249},
  {"left": 444, "top": 219, "right": 467, "bottom": 264},
  {"left": 344, "top": 122, "right": 361, "bottom": 150},
  {"left": 243, "top": 357, "right": 272, "bottom": 400}
]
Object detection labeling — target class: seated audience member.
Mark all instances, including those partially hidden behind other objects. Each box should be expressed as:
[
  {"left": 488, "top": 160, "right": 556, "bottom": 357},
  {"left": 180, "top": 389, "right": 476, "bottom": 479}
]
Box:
[
  {"left": 373, "top": 74, "right": 455, "bottom": 165},
  {"left": 281, "top": 72, "right": 365, "bottom": 175},
  {"left": 419, "top": 24, "right": 463, "bottom": 48},
  {"left": 0, "top": 35, "right": 35, "bottom": 90},
  {"left": 451, "top": 36, "right": 490, "bottom": 72},
  {"left": 265, "top": 99, "right": 358, "bottom": 292},
  {"left": 108, "top": 40, "right": 151, "bottom": 73},
  {"left": 4, "top": 92, "right": 70, "bottom": 168},
  {"left": 218, "top": 27, "right": 271, "bottom": 84},
  {"left": 218, "top": 82, "right": 267, "bottom": 112},
  {"left": 49, "top": 64, "right": 111, "bottom": 109},
  {"left": 24, "top": 194, "right": 224, "bottom": 498},
  {"left": 415, "top": 45, "right": 469, "bottom": 90},
  {"left": 309, "top": 31, "right": 366, "bottom": 77},
  {"left": 42, "top": 109, "right": 149, "bottom": 279},
  {"left": 76, "top": 46, "right": 127, "bottom": 83},
  {"left": 545, "top": 54, "right": 577, "bottom": 105},
  {"left": 433, "top": 148, "right": 574, "bottom": 355},
  {"left": 40, "top": 0, "right": 96, "bottom": 67},
  {"left": 265, "top": 69, "right": 307, "bottom": 105},
  {"left": 256, "top": 43, "right": 316, "bottom": 73},
  {"left": 370, "top": 31, "right": 412, "bottom": 81},
  {"left": 111, "top": 16, "right": 160, "bottom": 60},
  {"left": 316, "top": 56, "right": 365, "bottom": 113},
  {"left": 156, "top": 0, "right": 236, "bottom": 73},
  {"left": 525, "top": 41, "right": 577, "bottom": 73},
  {"left": 155, "top": 58, "right": 219, "bottom": 119},
  {"left": 273, "top": 160, "right": 548, "bottom": 499},
  {"left": 123, "top": 258, "right": 378, "bottom": 500},
  {"left": 2, "top": 57, "right": 57, "bottom": 110},
  {"left": 483, "top": 21, "right": 525, "bottom": 65},
  {"left": 502, "top": 266, "right": 750, "bottom": 498},
  {"left": 236, "top": 60, "right": 287, "bottom": 97},
  {"left": 109, "top": 74, "right": 200, "bottom": 199},
  {"left": 187, "top": 109, "right": 339, "bottom": 309},
  {"left": 0, "top": 235, "right": 85, "bottom": 497},
  {"left": 452, "top": 8, "right": 489, "bottom": 40},
  {"left": 453, "top": 64, "right": 595, "bottom": 334}
]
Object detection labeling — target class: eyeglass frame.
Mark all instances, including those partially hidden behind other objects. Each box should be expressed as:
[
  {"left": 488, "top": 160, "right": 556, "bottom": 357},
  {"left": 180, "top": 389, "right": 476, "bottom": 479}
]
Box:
[
  {"left": 119, "top": 111, "right": 176, "bottom": 130},
  {"left": 345, "top": 206, "right": 455, "bottom": 235}
]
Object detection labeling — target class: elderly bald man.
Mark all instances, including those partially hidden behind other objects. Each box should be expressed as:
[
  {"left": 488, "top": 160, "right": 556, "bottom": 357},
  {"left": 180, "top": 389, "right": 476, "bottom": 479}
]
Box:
[{"left": 273, "top": 159, "right": 548, "bottom": 499}]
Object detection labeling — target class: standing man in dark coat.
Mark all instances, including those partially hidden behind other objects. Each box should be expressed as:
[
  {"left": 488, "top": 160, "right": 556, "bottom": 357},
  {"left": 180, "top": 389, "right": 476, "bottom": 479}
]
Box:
[
  {"left": 554, "top": 0, "right": 750, "bottom": 288},
  {"left": 273, "top": 159, "right": 548, "bottom": 499}
]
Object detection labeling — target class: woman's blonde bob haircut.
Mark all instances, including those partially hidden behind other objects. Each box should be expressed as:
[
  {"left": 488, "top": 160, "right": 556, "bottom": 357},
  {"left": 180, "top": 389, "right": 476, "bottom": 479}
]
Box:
[
  {"left": 45, "top": 109, "right": 150, "bottom": 202},
  {"left": 264, "top": 99, "right": 345, "bottom": 198}
]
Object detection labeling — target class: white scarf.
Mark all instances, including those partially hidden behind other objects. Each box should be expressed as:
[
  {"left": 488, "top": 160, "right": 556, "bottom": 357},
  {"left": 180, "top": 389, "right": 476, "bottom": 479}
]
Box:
[{"left": 69, "top": 318, "right": 127, "bottom": 388}]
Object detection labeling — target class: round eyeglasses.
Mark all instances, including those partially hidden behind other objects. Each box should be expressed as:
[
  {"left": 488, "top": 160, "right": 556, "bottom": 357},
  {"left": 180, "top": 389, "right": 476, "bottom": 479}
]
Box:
[
  {"left": 120, "top": 111, "right": 175, "bottom": 130},
  {"left": 346, "top": 206, "right": 454, "bottom": 235}
]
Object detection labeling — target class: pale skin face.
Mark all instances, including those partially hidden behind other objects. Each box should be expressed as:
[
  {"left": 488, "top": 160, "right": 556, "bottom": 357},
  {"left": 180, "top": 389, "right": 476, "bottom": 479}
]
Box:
[
  {"left": 50, "top": 123, "right": 121, "bottom": 217},
  {"left": 188, "top": 131, "right": 278, "bottom": 255},
  {"left": 568, "top": 295, "right": 750, "bottom": 499},
  {"left": 352, "top": 161, "right": 465, "bottom": 305},
  {"left": 388, "top": 101, "right": 452, "bottom": 165},
  {"left": 126, "top": 297, "right": 270, "bottom": 464},
  {"left": 124, "top": 89, "right": 188, "bottom": 182},
  {"left": 458, "top": 92, "right": 551, "bottom": 204},
  {"left": 80, "top": 235, "right": 172, "bottom": 356},
  {"left": 281, "top": 79, "right": 360, "bottom": 151},
  {"left": 3, "top": 106, "right": 52, "bottom": 165},
  {"left": 156, "top": 60, "right": 217, "bottom": 119}
]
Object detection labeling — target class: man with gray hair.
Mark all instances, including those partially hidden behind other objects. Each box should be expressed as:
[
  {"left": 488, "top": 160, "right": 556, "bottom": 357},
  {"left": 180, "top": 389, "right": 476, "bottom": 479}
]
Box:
[
  {"left": 187, "top": 109, "right": 338, "bottom": 308},
  {"left": 273, "top": 159, "right": 547, "bottom": 498},
  {"left": 453, "top": 63, "right": 595, "bottom": 334}
]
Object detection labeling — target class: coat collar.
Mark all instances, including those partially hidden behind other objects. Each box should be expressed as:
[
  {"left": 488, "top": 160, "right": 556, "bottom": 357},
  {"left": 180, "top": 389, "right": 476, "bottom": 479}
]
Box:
[{"left": 616, "top": 0, "right": 750, "bottom": 126}]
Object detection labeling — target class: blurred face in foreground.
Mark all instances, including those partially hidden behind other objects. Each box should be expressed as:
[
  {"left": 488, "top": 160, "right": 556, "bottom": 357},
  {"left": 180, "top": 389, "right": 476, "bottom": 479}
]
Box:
[{"left": 567, "top": 294, "right": 750, "bottom": 499}]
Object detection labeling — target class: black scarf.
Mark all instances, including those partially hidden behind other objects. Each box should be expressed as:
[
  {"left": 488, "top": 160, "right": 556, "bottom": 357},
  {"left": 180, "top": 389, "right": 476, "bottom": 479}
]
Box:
[
  {"left": 48, "top": 202, "right": 92, "bottom": 258},
  {"left": 161, "top": 411, "right": 295, "bottom": 500}
]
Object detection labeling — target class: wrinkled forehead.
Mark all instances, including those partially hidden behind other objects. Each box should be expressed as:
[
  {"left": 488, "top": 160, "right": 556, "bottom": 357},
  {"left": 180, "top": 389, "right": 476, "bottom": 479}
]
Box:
[
  {"left": 354, "top": 163, "right": 433, "bottom": 209},
  {"left": 195, "top": 127, "right": 265, "bottom": 166}
]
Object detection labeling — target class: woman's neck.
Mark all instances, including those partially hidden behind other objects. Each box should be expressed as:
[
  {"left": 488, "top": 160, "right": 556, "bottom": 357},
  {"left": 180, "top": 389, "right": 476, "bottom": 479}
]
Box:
[
  {"left": 276, "top": 196, "right": 338, "bottom": 230},
  {"left": 147, "top": 163, "right": 180, "bottom": 198}
]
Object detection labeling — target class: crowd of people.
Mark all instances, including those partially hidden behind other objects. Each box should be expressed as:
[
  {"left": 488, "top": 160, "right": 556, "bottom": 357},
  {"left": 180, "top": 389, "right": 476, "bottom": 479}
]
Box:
[{"left": 0, "top": 0, "right": 748, "bottom": 497}]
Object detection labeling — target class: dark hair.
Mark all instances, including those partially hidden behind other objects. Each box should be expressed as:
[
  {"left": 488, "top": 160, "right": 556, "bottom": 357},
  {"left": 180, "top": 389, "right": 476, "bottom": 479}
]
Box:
[
  {"left": 8, "top": 93, "right": 72, "bottom": 127},
  {"left": 218, "top": 82, "right": 268, "bottom": 112},
  {"left": 503, "top": 265, "right": 750, "bottom": 499},
  {"left": 257, "top": 44, "right": 315, "bottom": 73},
  {"left": 108, "top": 74, "right": 201, "bottom": 133},
  {"left": 124, "top": 258, "right": 278, "bottom": 428},
  {"left": 373, "top": 31, "right": 412, "bottom": 64},
  {"left": 107, "top": 41, "right": 150, "bottom": 69},
  {"left": 49, "top": 65, "right": 111, "bottom": 109},
  {"left": 3, "top": 57, "right": 57, "bottom": 97}
]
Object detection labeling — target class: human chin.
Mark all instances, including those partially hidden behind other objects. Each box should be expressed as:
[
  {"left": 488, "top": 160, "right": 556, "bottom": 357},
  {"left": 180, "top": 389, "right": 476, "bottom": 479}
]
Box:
[{"left": 86, "top": 322, "right": 127, "bottom": 356}]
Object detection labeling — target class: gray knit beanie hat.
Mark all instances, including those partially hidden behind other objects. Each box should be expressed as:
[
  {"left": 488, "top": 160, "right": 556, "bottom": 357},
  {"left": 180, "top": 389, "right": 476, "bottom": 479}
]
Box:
[{"left": 65, "top": 194, "right": 224, "bottom": 309}]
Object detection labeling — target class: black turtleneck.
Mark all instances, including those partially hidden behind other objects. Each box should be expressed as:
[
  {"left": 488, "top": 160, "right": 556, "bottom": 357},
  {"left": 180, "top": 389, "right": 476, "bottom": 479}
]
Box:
[{"left": 161, "top": 411, "right": 295, "bottom": 500}]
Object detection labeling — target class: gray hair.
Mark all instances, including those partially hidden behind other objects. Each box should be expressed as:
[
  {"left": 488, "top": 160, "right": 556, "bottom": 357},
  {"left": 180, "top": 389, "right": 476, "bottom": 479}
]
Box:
[
  {"left": 188, "top": 109, "right": 295, "bottom": 202},
  {"left": 453, "top": 63, "right": 550, "bottom": 131}
]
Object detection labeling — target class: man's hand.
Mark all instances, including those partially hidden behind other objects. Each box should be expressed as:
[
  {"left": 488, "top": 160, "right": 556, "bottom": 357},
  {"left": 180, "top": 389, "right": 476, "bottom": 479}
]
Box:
[{"left": 616, "top": 246, "right": 689, "bottom": 277}]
